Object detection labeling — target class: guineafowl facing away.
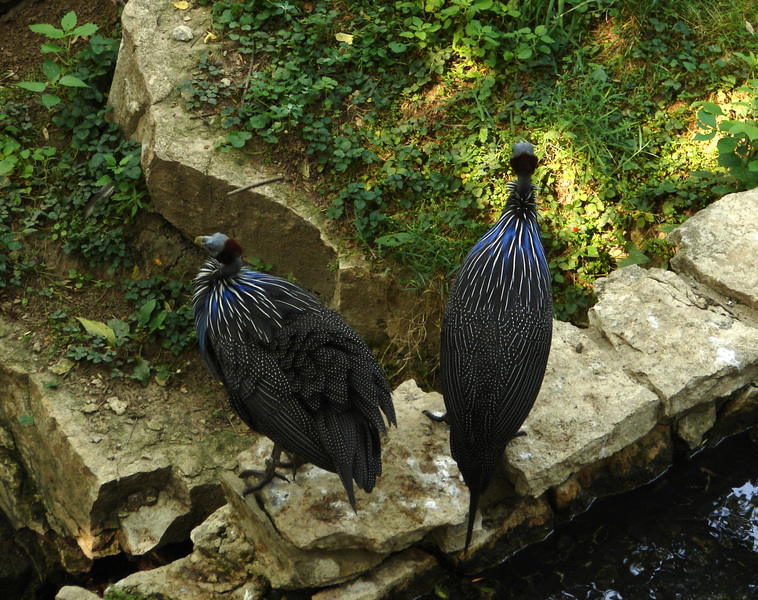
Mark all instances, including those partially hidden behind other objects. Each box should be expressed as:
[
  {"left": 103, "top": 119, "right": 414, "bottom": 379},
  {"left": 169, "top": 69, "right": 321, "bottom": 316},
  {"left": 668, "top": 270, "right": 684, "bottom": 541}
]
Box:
[{"left": 193, "top": 233, "right": 396, "bottom": 510}]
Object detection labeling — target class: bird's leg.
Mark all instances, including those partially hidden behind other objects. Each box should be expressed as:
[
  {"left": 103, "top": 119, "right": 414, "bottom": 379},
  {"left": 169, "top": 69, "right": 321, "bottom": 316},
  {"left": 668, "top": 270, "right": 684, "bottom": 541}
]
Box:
[
  {"left": 422, "top": 409, "right": 449, "bottom": 423},
  {"left": 240, "top": 443, "right": 290, "bottom": 496},
  {"left": 273, "top": 452, "right": 306, "bottom": 483}
]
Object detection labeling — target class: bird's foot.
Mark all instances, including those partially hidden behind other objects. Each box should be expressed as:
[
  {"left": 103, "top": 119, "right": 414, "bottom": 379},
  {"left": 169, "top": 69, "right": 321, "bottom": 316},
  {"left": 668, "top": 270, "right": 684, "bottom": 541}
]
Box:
[
  {"left": 423, "top": 409, "right": 449, "bottom": 423},
  {"left": 239, "top": 444, "right": 294, "bottom": 496},
  {"left": 275, "top": 453, "right": 306, "bottom": 483},
  {"left": 240, "top": 460, "right": 290, "bottom": 496}
]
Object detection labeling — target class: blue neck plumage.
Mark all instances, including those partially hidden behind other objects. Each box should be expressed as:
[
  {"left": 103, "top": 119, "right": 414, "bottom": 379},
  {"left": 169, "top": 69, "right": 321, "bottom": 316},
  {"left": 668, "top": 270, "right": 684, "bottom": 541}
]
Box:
[{"left": 457, "top": 179, "right": 550, "bottom": 314}]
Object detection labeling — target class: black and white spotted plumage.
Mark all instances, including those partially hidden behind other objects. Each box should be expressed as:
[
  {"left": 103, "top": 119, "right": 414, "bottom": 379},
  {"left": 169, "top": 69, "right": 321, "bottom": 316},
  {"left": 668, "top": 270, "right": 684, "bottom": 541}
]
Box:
[
  {"left": 440, "top": 142, "right": 553, "bottom": 550},
  {"left": 193, "top": 233, "right": 396, "bottom": 509}
]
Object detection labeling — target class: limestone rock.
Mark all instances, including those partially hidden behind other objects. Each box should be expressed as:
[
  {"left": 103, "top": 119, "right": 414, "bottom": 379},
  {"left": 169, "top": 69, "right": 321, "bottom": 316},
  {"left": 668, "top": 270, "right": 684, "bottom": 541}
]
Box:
[
  {"left": 669, "top": 187, "right": 758, "bottom": 309},
  {"left": 224, "top": 380, "right": 469, "bottom": 586},
  {"left": 589, "top": 266, "right": 758, "bottom": 417},
  {"left": 504, "top": 320, "right": 661, "bottom": 497},
  {"left": 0, "top": 322, "right": 251, "bottom": 566},
  {"left": 107, "top": 505, "right": 264, "bottom": 600},
  {"left": 676, "top": 403, "right": 717, "bottom": 449},
  {"left": 55, "top": 586, "right": 100, "bottom": 600},
  {"left": 310, "top": 548, "right": 442, "bottom": 600}
]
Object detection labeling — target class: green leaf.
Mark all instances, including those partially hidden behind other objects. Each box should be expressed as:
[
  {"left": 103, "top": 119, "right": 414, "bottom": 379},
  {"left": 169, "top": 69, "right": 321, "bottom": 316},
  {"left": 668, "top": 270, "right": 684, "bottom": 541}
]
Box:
[
  {"left": 40, "top": 42, "right": 64, "bottom": 54},
  {"left": 72, "top": 23, "right": 98, "bottom": 37},
  {"left": 517, "top": 47, "right": 532, "bottom": 60},
  {"left": 107, "top": 319, "right": 131, "bottom": 341},
  {"left": 0, "top": 159, "right": 15, "bottom": 177},
  {"left": 41, "top": 94, "right": 61, "bottom": 109},
  {"left": 717, "top": 136, "right": 738, "bottom": 154},
  {"left": 58, "top": 75, "right": 89, "bottom": 88},
  {"left": 617, "top": 243, "right": 650, "bottom": 268},
  {"left": 19, "top": 414, "right": 35, "bottom": 427},
  {"left": 17, "top": 81, "right": 47, "bottom": 92},
  {"left": 138, "top": 299, "right": 157, "bottom": 326},
  {"left": 248, "top": 114, "right": 270, "bottom": 128},
  {"left": 42, "top": 59, "right": 61, "bottom": 83},
  {"left": 76, "top": 317, "right": 117, "bottom": 346},
  {"left": 699, "top": 101, "right": 723, "bottom": 115},
  {"left": 388, "top": 41, "right": 407, "bottom": 53},
  {"left": 375, "top": 232, "right": 415, "bottom": 247},
  {"left": 742, "top": 123, "right": 758, "bottom": 140},
  {"left": 149, "top": 310, "right": 168, "bottom": 331},
  {"left": 29, "top": 23, "right": 65, "bottom": 39},
  {"left": 132, "top": 358, "right": 151, "bottom": 386},
  {"left": 60, "top": 11, "right": 77, "bottom": 32}
]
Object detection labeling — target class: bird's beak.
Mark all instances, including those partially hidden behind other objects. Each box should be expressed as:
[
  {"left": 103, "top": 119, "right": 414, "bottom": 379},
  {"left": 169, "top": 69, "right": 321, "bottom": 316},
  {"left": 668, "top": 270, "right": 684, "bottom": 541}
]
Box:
[{"left": 194, "top": 235, "right": 207, "bottom": 248}]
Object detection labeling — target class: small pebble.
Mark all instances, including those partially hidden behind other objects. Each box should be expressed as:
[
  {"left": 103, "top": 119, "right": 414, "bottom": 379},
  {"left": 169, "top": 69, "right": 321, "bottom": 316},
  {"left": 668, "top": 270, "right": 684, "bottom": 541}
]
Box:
[
  {"left": 106, "top": 396, "right": 128, "bottom": 416},
  {"left": 173, "top": 25, "right": 194, "bottom": 41},
  {"left": 81, "top": 403, "right": 99, "bottom": 414}
]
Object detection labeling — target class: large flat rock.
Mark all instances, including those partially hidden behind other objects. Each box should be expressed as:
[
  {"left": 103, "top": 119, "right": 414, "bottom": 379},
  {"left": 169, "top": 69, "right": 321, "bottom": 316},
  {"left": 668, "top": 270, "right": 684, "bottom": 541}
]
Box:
[
  {"left": 229, "top": 381, "right": 468, "bottom": 577},
  {"left": 669, "top": 187, "right": 758, "bottom": 309},
  {"left": 0, "top": 320, "right": 250, "bottom": 564},
  {"left": 505, "top": 320, "right": 660, "bottom": 497},
  {"left": 589, "top": 266, "right": 758, "bottom": 418}
]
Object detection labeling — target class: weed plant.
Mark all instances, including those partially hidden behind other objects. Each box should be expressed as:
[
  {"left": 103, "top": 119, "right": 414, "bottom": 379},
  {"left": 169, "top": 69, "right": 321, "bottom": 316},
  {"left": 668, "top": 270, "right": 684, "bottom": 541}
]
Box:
[
  {"left": 1, "top": 12, "right": 196, "bottom": 383},
  {"left": 186, "top": 0, "right": 758, "bottom": 322}
]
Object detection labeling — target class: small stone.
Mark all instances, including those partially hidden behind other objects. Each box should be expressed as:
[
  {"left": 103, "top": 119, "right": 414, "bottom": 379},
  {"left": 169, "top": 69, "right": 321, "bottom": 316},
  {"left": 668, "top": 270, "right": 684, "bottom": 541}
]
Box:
[
  {"left": 146, "top": 419, "right": 163, "bottom": 431},
  {"left": 81, "top": 403, "right": 99, "bottom": 414},
  {"left": 91, "top": 436, "right": 103, "bottom": 444},
  {"left": 173, "top": 25, "right": 194, "bottom": 41},
  {"left": 33, "top": 341, "right": 43, "bottom": 353},
  {"left": 90, "top": 378, "right": 103, "bottom": 388},
  {"left": 106, "top": 396, "right": 128, "bottom": 416},
  {"left": 50, "top": 357, "right": 76, "bottom": 375}
]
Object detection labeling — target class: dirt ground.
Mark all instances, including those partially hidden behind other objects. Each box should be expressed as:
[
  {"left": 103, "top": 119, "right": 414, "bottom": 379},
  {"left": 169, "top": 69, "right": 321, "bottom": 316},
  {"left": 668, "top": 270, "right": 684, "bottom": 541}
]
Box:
[{"left": 0, "top": 0, "right": 119, "bottom": 80}]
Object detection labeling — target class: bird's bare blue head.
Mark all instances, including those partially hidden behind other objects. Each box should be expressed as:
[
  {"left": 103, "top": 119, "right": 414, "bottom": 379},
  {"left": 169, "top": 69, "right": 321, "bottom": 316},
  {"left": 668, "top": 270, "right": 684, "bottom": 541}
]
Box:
[{"left": 195, "top": 232, "right": 244, "bottom": 274}]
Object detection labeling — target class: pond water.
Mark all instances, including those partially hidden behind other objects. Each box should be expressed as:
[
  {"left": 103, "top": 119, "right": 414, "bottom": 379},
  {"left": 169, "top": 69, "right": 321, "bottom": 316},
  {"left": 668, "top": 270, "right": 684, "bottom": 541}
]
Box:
[{"left": 420, "top": 430, "right": 758, "bottom": 600}]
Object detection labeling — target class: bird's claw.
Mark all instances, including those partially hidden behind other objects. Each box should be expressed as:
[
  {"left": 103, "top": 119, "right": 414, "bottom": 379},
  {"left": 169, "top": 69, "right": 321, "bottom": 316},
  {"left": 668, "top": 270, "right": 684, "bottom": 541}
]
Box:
[{"left": 239, "top": 444, "right": 304, "bottom": 496}]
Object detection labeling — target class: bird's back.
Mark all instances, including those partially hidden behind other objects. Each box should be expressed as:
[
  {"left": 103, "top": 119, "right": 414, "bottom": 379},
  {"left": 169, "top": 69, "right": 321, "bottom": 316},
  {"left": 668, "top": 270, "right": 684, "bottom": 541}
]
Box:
[
  {"left": 194, "top": 265, "right": 395, "bottom": 503},
  {"left": 441, "top": 203, "right": 552, "bottom": 494}
]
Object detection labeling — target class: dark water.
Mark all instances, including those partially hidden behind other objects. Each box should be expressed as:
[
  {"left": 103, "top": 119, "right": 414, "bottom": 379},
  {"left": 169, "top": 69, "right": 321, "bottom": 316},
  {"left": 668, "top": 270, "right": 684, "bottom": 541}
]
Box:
[{"left": 421, "top": 430, "right": 758, "bottom": 600}]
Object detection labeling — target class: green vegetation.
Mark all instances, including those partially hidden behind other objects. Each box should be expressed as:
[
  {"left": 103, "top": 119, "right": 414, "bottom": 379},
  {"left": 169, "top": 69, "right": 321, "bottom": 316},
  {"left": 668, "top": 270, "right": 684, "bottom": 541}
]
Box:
[
  {"left": 185, "top": 0, "right": 758, "bottom": 321},
  {"left": 2, "top": 3, "right": 758, "bottom": 385},
  {"left": 1, "top": 12, "right": 196, "bottom": 383}
]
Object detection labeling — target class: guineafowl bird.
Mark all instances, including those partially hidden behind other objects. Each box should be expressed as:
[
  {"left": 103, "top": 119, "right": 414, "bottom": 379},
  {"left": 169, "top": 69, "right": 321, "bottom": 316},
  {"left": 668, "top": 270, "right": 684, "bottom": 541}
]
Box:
[
  {"left": 193, "top": 233, "right": 396, "bottom": 510},
  {"left": 439, "top": 141, "right": 553, "bottom": 550}
]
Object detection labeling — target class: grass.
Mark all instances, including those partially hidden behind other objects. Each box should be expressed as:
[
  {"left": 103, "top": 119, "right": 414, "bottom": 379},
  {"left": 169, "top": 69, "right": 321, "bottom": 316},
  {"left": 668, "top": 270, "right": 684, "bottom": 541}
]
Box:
[
  {"left": 182, "top": 0, "right": 758, "bottom": 325},
  {"left": 1, "top": 2, "right": 758, "bottom": 388}
]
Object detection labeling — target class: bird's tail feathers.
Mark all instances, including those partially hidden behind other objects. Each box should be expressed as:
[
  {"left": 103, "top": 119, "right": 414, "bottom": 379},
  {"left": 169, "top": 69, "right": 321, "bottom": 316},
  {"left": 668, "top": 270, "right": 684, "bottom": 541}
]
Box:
[{"left": 465, "top": 485, "right": 480, "bottom": 552}]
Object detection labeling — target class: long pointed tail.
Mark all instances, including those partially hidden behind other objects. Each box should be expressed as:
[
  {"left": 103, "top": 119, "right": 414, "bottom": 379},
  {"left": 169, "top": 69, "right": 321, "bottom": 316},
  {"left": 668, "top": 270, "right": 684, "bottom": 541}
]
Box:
[{"left": 465, "top": 486, "right": 481, "bottom": 552}]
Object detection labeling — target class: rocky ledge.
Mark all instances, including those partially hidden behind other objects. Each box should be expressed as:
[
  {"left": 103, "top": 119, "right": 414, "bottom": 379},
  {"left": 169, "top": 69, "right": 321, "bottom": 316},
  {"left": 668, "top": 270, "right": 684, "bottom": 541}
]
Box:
[{"left": 1, "top": 189, "right": 757, "bottom": 600}]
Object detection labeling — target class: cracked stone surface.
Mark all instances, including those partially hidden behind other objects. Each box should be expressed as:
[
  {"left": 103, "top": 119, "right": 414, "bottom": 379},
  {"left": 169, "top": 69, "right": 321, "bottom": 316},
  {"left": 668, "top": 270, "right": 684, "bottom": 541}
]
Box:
[
  {"left": 0, "top": 320, "right": 250, "bottom": 565},
  {"left": 504, "top": 319, "right": 661, "bottom": 497},
  {"left": 669, "top": 187, "right": 758, "bottom": 310},
  {"left": 589, "top": 266, "right": 758, "bottom": 418}
]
